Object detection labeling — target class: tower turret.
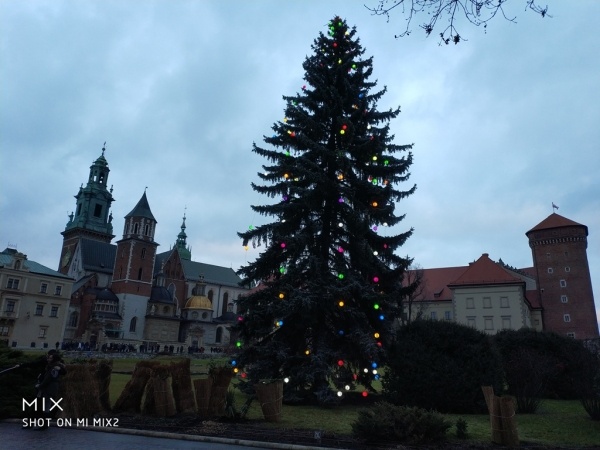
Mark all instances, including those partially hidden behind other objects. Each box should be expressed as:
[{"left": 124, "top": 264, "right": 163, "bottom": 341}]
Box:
[{"left": 526, "top": 212, "right": 599, "bottom": 339}]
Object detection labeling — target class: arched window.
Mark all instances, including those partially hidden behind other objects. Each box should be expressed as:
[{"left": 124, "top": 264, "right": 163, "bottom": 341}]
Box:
[
  {"left": 144, "top": 224, "right": 149, "bottom": 235},
  {"left": 68, "top": 311, "right": 78, "bottom": 328},
  {"left": 141, "top": 248, "right": 146, "bottom": 259},
  {"left": 222, "top": 292, "right": 229, "bottom": 315},
  {"left": 133, "top": 223, "right": 139, "bottom": 235},
  {"left": 208, "top": 290, "right": 214, "bottom": 302},
  {"left": 216, "top": 327, "right": 223, "bottom": 343},
  {"left": 129, "top": 317, "right": 137, "bottom": 332},
  {"left": 137, "top": 268, "right": 143, "bottom": 280}
]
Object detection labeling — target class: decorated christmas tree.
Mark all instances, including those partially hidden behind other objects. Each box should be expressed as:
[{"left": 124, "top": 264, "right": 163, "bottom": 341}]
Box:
[{"left": 235, "top": 16, "right": 416, "bottom": 403}]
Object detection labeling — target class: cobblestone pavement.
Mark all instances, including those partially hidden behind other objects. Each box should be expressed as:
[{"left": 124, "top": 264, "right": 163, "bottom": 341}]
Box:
[{"left": 0, "top": 421, "right": 282, "bottom": 450}]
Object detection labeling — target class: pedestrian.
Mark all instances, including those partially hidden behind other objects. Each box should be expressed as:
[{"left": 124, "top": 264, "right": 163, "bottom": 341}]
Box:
[{"left": 34, "top": 349, "right": 67, "bottom": 430}]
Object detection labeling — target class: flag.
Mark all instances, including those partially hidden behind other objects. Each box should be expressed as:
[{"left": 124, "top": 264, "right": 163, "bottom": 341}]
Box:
[{"left": 552, "top": 203, "right": 559, "bottom": 210}]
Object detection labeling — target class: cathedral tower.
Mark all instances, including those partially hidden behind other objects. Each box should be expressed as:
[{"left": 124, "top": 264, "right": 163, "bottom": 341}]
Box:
[
  {"left": 59, "top": 146, "right": 115, "bottom": 273},
  {"left": 111, "top": 191, "right": 159, "bottom": 341},
  {"left": 527, "top": 213, "right": 599, "bottom": 339}
]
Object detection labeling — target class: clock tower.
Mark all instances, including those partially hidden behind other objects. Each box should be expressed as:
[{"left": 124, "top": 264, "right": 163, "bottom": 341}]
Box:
[{"left": 59, "top": 145, "right": 115, "bottom": 274}]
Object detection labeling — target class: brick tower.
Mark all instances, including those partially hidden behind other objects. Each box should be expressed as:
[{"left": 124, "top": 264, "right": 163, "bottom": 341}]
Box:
[
  {"left": 526, "top": 212, "right": 599, "bottom": 339},
  {"left": 111, "top": 191, "right": 159, "bottom": 340}
]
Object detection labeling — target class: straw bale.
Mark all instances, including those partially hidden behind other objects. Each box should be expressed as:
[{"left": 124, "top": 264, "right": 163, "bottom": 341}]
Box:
[
  {"left": 60, "top": 364, "right": 102, "bottom": 419},
  {"left": 113, "top": 363, "right": 157, "bottom": 413},
  {"left": 255, "top": 380, "right": 283, "bottom": 422},
  {"left": 193, "top": 378, "right": 213, "bottom": 419},
  {"left": 142, "top": 366, "right": 176, "bottom": 417},
  {"left": 169, "top": 359, "right": 195, "bottom": 413}
]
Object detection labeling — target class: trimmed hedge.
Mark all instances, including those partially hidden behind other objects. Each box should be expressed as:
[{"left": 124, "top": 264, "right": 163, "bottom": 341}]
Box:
[{"left": 383, "top": 320, "right": 503, "bottom": 413}]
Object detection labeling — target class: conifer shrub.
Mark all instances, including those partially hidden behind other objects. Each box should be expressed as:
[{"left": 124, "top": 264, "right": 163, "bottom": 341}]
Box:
[
  {"left": 383, "top": 320, "right": 503, "bottom": 413},
  {"left": 351, "top": 401, "right": 451, "bottom": 444}
]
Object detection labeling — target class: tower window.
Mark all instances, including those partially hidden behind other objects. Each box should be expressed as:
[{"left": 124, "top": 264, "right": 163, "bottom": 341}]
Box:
[
  {"left": 99, "top": 173, "right": 105, "bottom": 184},
  {"left": 561, "top": 295, "right": 568, "bottom": 303},
  {"left": 133, "top": 223, "right": 139, "bottom": 235},
  {"left": 141, "top": 248, "right": 146, "bottom": 259},
  {"left": 137, "top": 268, "right": 143, "bottom": 280},
  {"left": 560, "top": 279, "right": 567, "bottom": 288},
  {"left": 144, "top": 224, "right": 149, "bottom": 235},
  {"left": 547, "top": 267, "right": 553, "bottom": 274},
  {"left": 77, "top": 204, "right": 82, "bottom": 216},
  {"left": 129, "top": 317, "right": 137, "bottom": 332},
  {"left": 564, "top": 314, "right": 571, "bottom": 323},
  {"left": 564, "top": 266, "right": 570, "bottom": 272},
  {"left": 567, "top": 332, "right": 575, "bottom": 338},
  {"left": 94, "top": 204, "right": 102, "bottom": 217}
]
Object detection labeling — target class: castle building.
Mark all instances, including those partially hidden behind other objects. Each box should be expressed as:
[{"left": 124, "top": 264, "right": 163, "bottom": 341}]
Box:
[
  {"left": 404, "top": 213, "right": 598, "bottom": 340},
  {"left": 57, "top": 148, "right": 248, "bottom": 351}
]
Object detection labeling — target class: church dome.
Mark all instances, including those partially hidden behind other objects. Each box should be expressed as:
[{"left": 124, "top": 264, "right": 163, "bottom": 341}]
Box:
[{"left": 185, "top": 295, "right": 212, "bottom": 310}]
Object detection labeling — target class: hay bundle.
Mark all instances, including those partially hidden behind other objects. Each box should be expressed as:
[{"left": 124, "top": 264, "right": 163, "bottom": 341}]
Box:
[
  {"left": 193, "top": 378, "right": 213, "bottom": 419},
  {"left": 59, "top": 364, "right": 102, "bottom": 419},
  {"left": 113, "top": 361, "right": 160, "bottom": 413},
  {"left": 142, "top": 366, "right": 176, "bottom": 417},
  {"left": 207, "top": 367, "right": 233, "bottom": 417},
  {"left": 95, "top": 360, "right": 113, "bottom": 411},
  {"left": 255, "top": 380, "right": 283, "bottom": 422},
  {"left": 170, "top": 359, "right": 195, "bottom": 413}
]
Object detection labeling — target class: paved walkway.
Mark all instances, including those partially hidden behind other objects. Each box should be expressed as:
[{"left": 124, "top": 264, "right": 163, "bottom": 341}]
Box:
[{"left": 0, "top": 421, "right": 332, "bottom": 450}]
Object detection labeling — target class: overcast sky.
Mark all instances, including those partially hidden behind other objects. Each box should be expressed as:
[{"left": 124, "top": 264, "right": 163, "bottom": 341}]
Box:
[{"left": 1, "top": 1, "right": 598, "bottom": 323}]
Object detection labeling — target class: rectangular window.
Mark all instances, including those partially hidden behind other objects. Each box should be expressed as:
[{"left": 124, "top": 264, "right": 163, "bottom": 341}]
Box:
[
  {"left": 55, "top": 285, "right": 62, "bottom": 296},
  {"left": 484, "top": 317, "right": 494, "bottom": 330},
  {"left": 40, "top": 283, "right": 48, "bottom": 293},
  {"left": 500, "top": 297, "right": 509, "bottom": 308},
  {"left": 467, "top": 317, "right": 476, "bottom": 328},
  {"left": 561, "top": 295, "right": 568, "bottom": 303},
  {"left": 547, "top": 267, "right": 553, "bottom": 274},
  {"left": 560, "top": 279, "right": 567, "bottom": 288},
  {"left": 0, "top": 326, "right": 9, "bottom": 336},
  {"left": 502, "top": 317, "right": 511, "bottom": 329},
  {"left": 565, "top": 266, "right": 570, "bottom": 272},
  {"left": 94, "top": 203, "right": 103, "bottom": 217},
  {"left": 5, "top": 300, "right": 16, "bottom": 313},
  {"left": 444, "top": 311, "right": 451, "bottom": 321},
  {"left": 6, "top": 278, "right": 20, "bottom": 289},
  {"left": 430, "top": 311, "right": 437, "bottom": 320},
  {"left": 567, "top": 332, "right": 575, "bottom": 338},
  {"left": 466, "top": 298, "right": 474, "bottom": 309},
  {"left": 483, "top": 297, "right": 492, "bottom": 308},
  {"left": 38, "top": 327, "right": 47, "bottom": 338},
  {"left": 564, "top": 314, "right": 571, "bottom": 323},
  {"left": 50, "top": 306, "right": 59, "bottom": 318},
  {"left": 35, "top": 304, "right": 44, "bottom": 316}
]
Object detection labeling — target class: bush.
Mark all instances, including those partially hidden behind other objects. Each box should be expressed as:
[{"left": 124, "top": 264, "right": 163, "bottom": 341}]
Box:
[
  {"left": 351, "top": 401, "right": 451, "bottom": 444},
  {"left": 383, "top": 320, "right": 503, "bottom": 413},
  {"left": 0, "top": 344, "right": 47, "bottom": 419},
  {"left": 493, "top": 329, "right": 598, "bottom": 400},
  {"left": 455, "top": 417, "right": 468, "bottom": 439}
]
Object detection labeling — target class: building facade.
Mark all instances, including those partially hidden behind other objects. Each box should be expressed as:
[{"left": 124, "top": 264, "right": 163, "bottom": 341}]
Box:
[
  {"left": 0, "top": 248, "right": 74, "bottom": 349},
  {"left": 405, "top": 214, "right": 598, "bottom": 340}
]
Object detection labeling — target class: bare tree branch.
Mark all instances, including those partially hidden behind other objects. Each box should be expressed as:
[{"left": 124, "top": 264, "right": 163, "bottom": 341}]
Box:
[{"left": 365, "top": 0, "right": 550, "bottom": 45}]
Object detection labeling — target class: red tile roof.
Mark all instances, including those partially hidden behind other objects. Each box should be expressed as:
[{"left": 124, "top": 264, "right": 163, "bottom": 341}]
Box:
[
  {"left": 448, "top": 253, "right": 523, "bottom": 287},
  {"left": 412, "top": 266, "right": 469, "bottom": 301},
  {"left": 525, "top": 289, "right": 542, "bottom": 309},
  {"left": 526, "top": 213, "right": 586, "bottom": 236}
]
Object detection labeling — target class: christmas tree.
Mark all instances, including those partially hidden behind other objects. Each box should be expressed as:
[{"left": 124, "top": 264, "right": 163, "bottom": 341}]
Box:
[{"left": 235, "top": 16, "right": 416, "bottom": 403}]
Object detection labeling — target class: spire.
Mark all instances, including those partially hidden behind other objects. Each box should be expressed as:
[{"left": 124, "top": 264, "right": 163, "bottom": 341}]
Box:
[
  {"left": 175, "top": 210, "right": 191, "bottom": 260},
  {"left": 125, "top": 191, "right": 156, "bottom": 221}
]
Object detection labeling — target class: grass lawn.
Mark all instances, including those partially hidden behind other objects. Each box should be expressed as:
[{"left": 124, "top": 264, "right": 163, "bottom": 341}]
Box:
[{"left": 98, "top": 356, "right": 600, "bottom": 447}]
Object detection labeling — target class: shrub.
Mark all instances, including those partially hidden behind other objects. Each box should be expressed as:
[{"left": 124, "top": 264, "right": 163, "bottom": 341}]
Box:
[
  {"left": 455, "top": 417, "right": 468, "bottom": 439},
  {"left": 383, "top": 320, "right": 503, "bottom": 413},
  {"left": 351, "top": 401, "right": 451, "bottom": 444},
  {"left": 493, "top": 329, "right": 597, "bottom": 400}
]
